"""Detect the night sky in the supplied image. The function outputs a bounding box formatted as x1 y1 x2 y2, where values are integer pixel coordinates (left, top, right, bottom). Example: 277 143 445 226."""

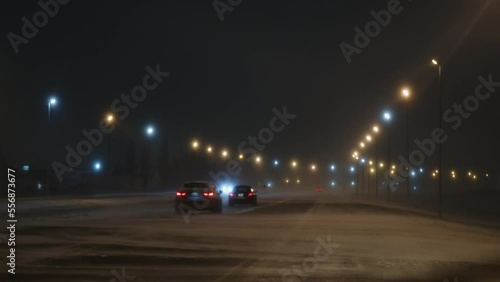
1 0 499 178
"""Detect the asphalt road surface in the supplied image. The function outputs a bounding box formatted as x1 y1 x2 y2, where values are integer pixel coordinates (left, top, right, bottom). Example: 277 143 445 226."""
5 190 500 281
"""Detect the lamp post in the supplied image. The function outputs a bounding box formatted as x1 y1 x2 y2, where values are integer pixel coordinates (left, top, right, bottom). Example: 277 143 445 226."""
402 88 411 197
47 97 57 195
383 111 392 201
143 125 155 190
356 163 360 194
432 59 443 217
105 114 115 179
360 158 366 195
373 125 380 199
352 153 359 195
365 135 372 196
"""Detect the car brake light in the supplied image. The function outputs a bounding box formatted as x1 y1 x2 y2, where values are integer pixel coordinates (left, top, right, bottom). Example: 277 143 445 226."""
203 192 214 197
248 192 253 197
229 193 234 197
176 192 186 197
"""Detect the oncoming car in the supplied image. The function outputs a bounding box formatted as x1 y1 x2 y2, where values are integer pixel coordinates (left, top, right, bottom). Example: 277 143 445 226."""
175 181 223 214
228 185 257 206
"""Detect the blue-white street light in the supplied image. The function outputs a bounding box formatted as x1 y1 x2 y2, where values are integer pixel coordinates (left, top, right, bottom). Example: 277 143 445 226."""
94 161 102 172
48 96 58 125
145 125 155 137
383 111 392 122
274 160 279 166
330 165 335 171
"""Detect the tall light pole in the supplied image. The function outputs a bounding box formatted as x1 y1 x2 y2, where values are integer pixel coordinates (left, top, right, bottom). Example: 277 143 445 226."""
365 135 372 196
351 153 358 195
47 97 57 195
360 158 366 195
105 114 115 179
355 163 360 194
402 88 411 197
383 111 392 201
373 125 380 199
143 125 155 190
432 59 443 217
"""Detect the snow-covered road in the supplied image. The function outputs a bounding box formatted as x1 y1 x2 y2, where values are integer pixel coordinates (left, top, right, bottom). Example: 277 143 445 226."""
6 191 500 281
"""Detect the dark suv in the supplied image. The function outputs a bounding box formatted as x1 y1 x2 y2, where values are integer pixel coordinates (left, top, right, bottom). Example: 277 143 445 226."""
228 185 257 206
175 181 223 214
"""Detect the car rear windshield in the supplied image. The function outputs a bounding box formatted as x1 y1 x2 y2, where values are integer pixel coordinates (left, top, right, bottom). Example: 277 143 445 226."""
183 182 209 188
234 186 252 192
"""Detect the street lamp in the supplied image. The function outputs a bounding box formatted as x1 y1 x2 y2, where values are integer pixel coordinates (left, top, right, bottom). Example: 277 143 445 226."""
192 140 199 149
143 125 156 190
105 113 115 178
94 161 102 172
383 110 392 201
311 164 316 171
145 125 155 137
207 146 213 153
291 161 297 168
373 129 380 199
222 150 228 158
360 158 366 195
46 96 58 194
432 58 443 217
402 88 410 98
401 88 411 197
383 111 392 121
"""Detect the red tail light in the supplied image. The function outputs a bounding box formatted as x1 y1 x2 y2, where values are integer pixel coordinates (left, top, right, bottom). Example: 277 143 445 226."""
176 192 186 197
248 192 253 197
203 192 214 197
229 193 234 197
